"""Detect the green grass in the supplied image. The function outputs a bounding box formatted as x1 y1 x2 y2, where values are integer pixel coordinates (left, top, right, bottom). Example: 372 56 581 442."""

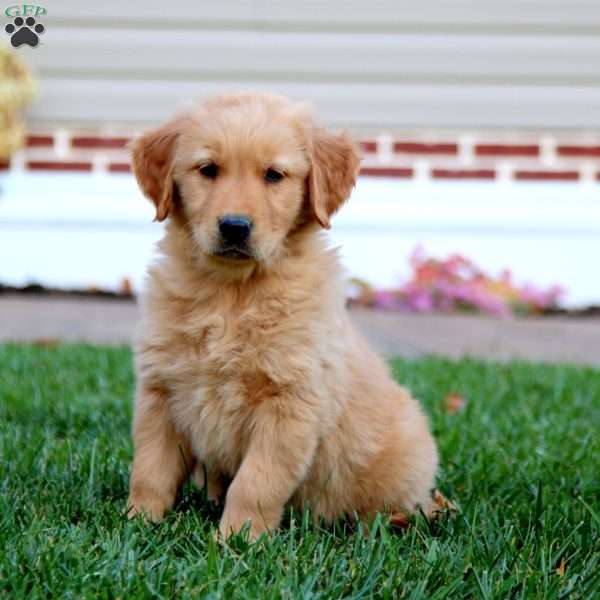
0 344 599 599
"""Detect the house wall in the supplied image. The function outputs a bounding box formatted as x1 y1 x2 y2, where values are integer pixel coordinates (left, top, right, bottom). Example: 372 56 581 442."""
17 0 600 131
3 1 599 306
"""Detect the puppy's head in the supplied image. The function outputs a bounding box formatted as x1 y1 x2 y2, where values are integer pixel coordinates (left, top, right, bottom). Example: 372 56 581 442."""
132 92 359 272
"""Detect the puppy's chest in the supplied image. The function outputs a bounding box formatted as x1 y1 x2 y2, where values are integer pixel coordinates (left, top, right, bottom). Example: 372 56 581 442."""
164 301 292 473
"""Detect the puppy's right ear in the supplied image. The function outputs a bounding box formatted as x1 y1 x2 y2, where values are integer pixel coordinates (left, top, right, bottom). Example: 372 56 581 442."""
131 121 180 222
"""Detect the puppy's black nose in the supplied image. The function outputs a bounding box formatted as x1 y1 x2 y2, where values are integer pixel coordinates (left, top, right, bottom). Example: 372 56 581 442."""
218 215 253 245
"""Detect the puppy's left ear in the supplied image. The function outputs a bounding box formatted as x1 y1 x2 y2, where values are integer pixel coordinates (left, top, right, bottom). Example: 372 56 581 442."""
308 128 361 229
131 120 181 222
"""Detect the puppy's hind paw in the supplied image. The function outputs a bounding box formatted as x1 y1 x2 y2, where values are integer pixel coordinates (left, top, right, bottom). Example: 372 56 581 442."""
389 511 411 530
389 490 458 530
192 464 225 505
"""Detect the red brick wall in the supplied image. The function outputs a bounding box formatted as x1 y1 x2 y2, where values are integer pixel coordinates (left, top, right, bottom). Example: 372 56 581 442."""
4 129 600 183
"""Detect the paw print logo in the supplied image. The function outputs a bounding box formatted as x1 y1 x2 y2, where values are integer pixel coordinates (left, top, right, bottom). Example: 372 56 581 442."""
5 16 45 48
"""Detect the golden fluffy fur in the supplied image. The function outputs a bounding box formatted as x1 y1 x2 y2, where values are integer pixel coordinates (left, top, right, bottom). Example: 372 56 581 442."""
127 91 438 539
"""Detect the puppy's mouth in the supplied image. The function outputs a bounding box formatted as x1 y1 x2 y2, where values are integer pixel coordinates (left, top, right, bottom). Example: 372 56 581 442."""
212 246 255 261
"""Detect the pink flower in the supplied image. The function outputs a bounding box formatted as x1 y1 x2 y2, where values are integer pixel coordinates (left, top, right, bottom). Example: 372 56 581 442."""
374 290 400 310
369 247 567 316
404 287 433 312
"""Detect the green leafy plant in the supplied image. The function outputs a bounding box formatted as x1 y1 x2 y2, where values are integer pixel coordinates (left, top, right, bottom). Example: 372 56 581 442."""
0 43 35 160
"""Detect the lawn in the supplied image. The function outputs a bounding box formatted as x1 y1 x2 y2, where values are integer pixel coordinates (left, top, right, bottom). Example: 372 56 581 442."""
0 344 598 599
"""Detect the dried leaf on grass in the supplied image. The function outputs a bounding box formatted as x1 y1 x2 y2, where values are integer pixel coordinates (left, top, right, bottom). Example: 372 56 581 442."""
31 338 60 347
445 393 467 414
556 558 566 577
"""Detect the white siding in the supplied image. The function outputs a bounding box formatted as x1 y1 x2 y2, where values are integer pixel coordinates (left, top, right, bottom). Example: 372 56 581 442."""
18 0 600 130
2 172 599 305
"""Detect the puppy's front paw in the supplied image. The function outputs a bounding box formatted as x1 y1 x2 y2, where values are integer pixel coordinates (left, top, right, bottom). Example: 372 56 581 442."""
217 508 266 541
126 492 169 522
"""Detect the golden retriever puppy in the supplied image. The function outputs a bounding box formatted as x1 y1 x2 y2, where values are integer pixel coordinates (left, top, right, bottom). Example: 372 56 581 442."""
127 91 438 539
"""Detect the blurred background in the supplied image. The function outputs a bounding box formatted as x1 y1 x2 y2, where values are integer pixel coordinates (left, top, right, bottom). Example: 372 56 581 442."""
1 0 600 362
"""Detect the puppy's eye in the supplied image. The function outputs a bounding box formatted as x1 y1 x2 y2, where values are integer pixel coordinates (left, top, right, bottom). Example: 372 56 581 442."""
198 163 219 179
264 168 284 184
